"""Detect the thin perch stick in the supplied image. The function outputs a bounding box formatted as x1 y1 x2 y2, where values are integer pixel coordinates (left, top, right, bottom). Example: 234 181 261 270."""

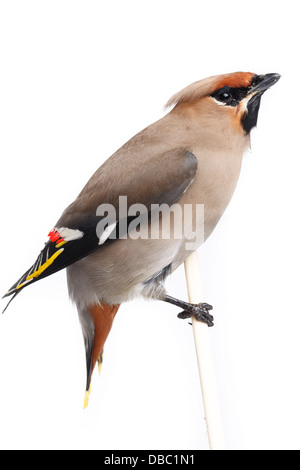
184 251 226 450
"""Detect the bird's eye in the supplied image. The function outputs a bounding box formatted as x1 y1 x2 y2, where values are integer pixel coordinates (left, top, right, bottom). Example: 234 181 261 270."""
211 85 249 107
211 87 234 105
221 93 230 100
217 91 233 103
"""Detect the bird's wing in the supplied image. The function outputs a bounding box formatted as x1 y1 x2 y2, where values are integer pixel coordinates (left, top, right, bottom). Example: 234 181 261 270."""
3 149 198 302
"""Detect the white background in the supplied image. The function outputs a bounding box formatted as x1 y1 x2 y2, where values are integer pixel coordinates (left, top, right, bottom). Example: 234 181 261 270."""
0 0 299 450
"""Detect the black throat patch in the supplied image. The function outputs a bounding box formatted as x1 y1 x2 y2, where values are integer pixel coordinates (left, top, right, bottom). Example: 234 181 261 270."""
241 93 262 134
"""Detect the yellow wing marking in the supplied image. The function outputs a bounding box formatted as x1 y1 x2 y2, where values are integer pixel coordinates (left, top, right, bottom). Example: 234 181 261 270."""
55 241 67 248
16 248 65 290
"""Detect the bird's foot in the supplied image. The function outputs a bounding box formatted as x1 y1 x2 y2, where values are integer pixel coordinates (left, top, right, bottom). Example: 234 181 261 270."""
177 303 214 327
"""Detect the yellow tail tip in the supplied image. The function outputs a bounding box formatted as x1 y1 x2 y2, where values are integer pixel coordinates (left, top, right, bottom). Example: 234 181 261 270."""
84 391 90 409
83 386 91 409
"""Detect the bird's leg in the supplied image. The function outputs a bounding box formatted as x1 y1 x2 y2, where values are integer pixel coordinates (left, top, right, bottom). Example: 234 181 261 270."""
163 294 214 327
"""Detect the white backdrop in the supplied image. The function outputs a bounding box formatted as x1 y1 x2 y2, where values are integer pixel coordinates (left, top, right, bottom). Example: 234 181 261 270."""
0 0 299 450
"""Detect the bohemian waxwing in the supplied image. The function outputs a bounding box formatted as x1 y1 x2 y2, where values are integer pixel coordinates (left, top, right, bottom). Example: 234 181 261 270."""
3 72 280 407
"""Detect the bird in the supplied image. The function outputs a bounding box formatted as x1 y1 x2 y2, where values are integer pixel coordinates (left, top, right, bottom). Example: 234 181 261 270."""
2 71 280 407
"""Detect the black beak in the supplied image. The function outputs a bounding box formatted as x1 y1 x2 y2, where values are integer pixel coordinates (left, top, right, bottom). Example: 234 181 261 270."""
250 73 281 95
242 73 281 135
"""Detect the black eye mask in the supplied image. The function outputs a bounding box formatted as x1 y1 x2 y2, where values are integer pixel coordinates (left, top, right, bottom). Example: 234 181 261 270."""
211 86 249 107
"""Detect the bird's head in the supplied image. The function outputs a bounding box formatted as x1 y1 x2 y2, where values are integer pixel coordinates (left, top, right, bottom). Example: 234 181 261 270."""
167 72 281 135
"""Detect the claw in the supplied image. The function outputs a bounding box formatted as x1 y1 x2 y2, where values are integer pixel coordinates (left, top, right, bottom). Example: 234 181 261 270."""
177 302 214 327
199 303 213 311
177 310 192 320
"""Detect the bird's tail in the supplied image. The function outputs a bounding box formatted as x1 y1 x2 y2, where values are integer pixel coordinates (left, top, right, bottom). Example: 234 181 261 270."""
81 303 120 408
